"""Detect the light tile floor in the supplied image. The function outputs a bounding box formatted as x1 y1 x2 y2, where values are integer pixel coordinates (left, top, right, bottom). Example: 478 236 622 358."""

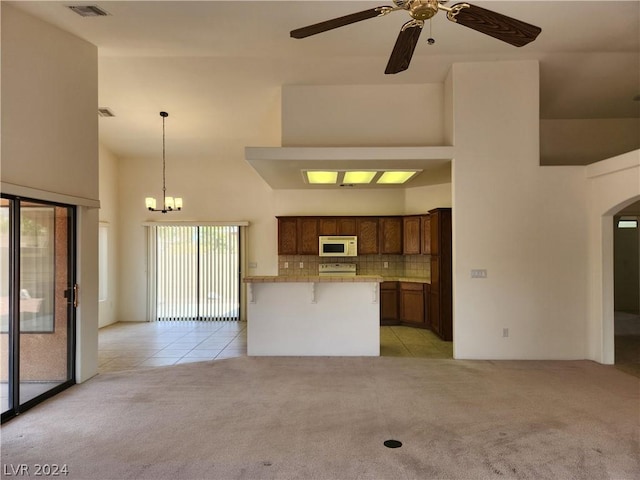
98 322 452 373
381 325 453 358
98 320 247 373
97 319 640 378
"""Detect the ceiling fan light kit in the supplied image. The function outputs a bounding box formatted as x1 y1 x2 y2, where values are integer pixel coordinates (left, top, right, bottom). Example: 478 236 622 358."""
145 111 183 213
291 0 541 74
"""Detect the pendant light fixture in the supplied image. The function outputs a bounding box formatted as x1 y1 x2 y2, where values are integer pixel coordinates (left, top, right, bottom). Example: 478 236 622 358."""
145 111 183 213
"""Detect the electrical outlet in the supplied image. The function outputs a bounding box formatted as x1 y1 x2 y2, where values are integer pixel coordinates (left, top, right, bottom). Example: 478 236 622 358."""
284 262 289 269
299 262 304 269
249 262 257 269
383 261 389 269
503 328 509 338
471 269 487 279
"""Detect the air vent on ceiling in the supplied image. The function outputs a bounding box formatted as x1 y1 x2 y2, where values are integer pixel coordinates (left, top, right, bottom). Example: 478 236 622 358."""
98 107 115 118
67 5 110 17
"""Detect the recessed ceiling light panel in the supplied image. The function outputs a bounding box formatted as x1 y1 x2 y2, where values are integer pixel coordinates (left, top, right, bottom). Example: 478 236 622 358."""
304 171 338 184
342 171 377 184
376 170 421 184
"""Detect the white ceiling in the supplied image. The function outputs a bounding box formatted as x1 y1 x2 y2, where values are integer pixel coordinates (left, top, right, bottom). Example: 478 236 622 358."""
7 0 640 180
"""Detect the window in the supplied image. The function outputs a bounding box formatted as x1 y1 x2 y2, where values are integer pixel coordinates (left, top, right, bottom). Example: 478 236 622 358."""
155 225 240 321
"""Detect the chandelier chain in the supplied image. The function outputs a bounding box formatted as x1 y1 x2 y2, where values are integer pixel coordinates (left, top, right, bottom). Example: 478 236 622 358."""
162 113 167 206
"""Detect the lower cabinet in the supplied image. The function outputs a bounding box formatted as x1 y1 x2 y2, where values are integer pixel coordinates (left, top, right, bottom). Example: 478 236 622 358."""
380 282 399 325
399 282 425 326
380 281 430 329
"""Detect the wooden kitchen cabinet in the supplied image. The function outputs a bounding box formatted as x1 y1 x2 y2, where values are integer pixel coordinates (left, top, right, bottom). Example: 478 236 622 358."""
357 218 379 255
337 217 357 236
402 216 421 254
277 217 298 255
421 215 431 254
403 214 431 255
318 217 358 236
379 217 402 254
429 208 452 341
381 280 431 328
318 218 337 236
297 217 319 255
399 282 425 326
380 281 399 325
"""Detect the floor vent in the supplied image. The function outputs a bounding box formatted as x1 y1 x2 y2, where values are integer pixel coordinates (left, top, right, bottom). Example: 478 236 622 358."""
67 5 110 17
98 107 115 118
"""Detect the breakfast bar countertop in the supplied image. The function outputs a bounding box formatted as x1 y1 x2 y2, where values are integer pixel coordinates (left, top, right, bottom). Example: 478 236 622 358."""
381 276 430 284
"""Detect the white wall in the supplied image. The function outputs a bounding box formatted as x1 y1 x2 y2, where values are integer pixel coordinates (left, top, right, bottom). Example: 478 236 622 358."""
585 150 640 363
1 5 98 201
451 61 589 360
98 144 119 327
282 84 445 146
405 183 452 214
1 4 99 382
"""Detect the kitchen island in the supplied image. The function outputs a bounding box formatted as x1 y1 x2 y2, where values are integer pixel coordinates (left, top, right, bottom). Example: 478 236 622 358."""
243 275 383 356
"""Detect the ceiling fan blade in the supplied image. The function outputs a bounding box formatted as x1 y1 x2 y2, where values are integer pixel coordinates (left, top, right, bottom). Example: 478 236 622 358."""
448 3 541 47
291 7 388 39
385 22 423 74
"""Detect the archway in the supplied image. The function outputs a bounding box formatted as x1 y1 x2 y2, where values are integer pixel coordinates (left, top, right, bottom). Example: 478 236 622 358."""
601 193 640 366
612 199 640 375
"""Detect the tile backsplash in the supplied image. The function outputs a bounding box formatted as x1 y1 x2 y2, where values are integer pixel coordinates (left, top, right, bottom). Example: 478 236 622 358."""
278 254 429 279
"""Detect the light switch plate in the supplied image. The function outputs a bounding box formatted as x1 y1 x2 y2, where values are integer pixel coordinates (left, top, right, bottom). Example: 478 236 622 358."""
471 269 487 278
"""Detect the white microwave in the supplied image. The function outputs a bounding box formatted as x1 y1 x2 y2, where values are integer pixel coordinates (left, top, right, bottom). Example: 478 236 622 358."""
319 236 358 257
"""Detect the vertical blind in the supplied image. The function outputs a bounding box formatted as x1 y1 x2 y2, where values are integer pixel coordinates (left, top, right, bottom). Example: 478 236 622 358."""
156 225 239 321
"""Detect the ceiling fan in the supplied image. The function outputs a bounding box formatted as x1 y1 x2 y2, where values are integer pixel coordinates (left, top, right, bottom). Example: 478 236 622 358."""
290 0 541 74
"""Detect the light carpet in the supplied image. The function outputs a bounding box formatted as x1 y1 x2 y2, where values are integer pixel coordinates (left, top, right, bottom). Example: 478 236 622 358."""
1 356 639 480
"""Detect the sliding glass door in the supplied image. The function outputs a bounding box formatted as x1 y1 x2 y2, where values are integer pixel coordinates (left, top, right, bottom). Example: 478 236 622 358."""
1 197 76 422
156 225 239 321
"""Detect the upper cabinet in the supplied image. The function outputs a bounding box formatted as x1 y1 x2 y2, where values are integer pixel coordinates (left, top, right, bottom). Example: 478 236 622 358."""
421 215 431 255
298 218 319 255
319 217 357 236
277 214 432 256
277 217 298 255
357 218 379 255
379 217 402 255
403 214 431 255
403 216 421 255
